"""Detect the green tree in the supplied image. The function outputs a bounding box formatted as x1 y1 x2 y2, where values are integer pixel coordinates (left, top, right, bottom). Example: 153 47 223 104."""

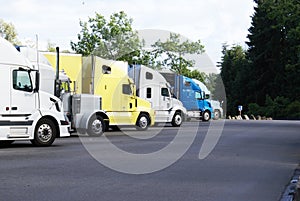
277 0 300 102
205 73 218 95
244 0 300 119
213 72 227 113
47 40 56 52
134 49 161 69
247 0 285 105
219 44 250 116
185 70 206 82
286 101 300 119
0 19 19 45
247 0 300 105
148 33 205 74
71 11 143 61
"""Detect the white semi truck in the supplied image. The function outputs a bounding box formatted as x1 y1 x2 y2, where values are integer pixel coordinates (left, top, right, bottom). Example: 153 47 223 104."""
128 65 187 126
0 37 70 146
17 46 109 136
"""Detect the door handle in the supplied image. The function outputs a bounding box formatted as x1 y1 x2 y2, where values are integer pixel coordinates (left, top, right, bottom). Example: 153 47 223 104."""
11 107 18 110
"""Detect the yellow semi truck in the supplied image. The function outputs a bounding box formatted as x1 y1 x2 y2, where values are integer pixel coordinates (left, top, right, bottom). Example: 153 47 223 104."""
43 52 155 130
82 56 155 130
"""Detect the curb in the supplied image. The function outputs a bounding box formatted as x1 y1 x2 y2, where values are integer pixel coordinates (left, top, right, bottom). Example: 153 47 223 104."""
227 115 273 120
280 166 300 201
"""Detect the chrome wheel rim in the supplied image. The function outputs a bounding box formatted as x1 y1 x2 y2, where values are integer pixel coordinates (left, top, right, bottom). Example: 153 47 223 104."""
91 119 103 135
37 124 53 143
139 116 148 129
203 112 210 121
174 114 182 125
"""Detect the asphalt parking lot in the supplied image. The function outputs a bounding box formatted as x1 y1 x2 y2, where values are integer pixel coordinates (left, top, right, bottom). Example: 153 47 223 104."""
1 120 300 201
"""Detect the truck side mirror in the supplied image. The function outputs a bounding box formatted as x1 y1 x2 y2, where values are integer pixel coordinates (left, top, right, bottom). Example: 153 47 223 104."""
34 71 40 93
130 83 137 98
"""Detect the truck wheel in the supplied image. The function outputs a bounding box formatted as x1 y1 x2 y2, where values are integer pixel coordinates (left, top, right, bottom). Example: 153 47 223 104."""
31 118 56 146
136 114 150 131
202 111 211 122
87 116 105 137
171 112 183 127
214 110 220 120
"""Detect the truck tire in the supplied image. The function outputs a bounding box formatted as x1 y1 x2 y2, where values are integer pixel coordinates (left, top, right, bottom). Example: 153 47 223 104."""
87 116 105 137
202 111 211 122
136 114 150 131
171 111 183 127
31 118 56 146
213 110 221 120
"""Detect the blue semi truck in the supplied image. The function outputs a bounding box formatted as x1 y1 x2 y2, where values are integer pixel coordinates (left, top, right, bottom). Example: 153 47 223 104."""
160 71 214 121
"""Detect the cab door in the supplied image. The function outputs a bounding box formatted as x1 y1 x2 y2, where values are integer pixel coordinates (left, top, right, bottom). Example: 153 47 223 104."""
116 81 136 124
10 69 36 115
0 68 10 115
121 83 136 112
196 91 206 113
159 87 172 121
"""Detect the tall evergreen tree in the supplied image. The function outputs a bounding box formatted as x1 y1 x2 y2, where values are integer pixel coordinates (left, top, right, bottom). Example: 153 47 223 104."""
247 0 300 105
278 0 300 101
247 0 283 105
219 44 249 116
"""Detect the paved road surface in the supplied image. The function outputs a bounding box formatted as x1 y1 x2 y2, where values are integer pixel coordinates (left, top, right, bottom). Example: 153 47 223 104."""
1 120 300 201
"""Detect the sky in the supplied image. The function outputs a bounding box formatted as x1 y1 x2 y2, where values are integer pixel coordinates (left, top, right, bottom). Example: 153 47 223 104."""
0 0 256 73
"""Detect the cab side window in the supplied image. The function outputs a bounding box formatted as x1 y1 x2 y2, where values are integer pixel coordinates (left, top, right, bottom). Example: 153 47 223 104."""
12 70 33 92
145 72 153 80
102 65 111 74
184 81 191 86
146 87 151 98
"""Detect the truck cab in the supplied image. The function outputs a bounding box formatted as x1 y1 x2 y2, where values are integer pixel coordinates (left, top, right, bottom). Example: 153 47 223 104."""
181 76 213 121
0 37 69 146
160 71 214 121
192 78 223 120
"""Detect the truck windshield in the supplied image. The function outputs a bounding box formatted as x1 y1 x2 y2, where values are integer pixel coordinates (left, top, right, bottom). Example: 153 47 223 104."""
12 70 33 92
